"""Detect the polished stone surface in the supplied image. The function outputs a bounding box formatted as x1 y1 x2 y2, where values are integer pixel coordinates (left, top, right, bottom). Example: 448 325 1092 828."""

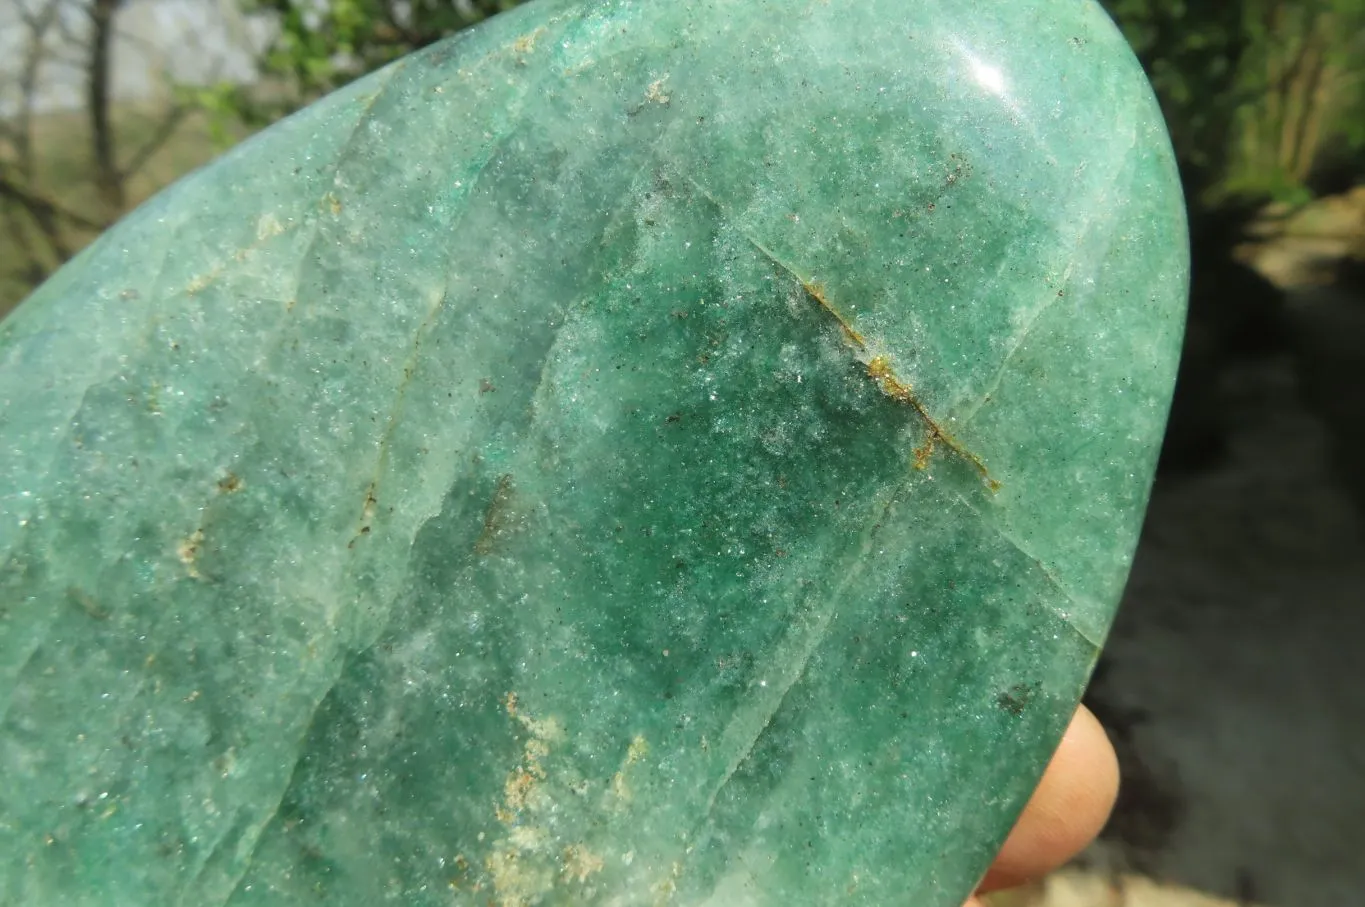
0 1 1187 904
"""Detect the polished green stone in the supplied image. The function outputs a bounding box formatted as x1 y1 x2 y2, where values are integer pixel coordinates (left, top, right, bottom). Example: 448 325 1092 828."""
0 1 1187 904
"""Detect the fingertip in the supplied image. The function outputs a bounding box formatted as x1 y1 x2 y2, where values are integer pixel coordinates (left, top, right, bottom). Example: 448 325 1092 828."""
977 705 1119 892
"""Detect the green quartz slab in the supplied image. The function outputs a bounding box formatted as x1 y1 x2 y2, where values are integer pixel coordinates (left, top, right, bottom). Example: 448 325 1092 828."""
0 1 1187 904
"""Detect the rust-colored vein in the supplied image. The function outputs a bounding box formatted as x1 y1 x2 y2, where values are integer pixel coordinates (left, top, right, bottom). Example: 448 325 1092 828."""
728 229 997 489
475 474 516 555
799 281 1000 492
801 280 866 349
866 355 999 489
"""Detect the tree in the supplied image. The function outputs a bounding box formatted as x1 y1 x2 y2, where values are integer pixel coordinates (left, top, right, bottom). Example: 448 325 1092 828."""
0 0 516 315
2 0 90 278
0 0 231 310
1102 0 1365 203
1234 0 1365 194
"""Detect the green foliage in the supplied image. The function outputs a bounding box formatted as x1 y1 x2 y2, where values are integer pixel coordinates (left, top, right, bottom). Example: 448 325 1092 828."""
1103 0 1245 178
254 0 526 98
172 82 259 148
1101 0 1365 204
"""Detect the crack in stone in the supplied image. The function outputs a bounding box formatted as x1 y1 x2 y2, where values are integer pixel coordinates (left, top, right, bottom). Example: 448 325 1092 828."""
300 16 593 644
20 187 190 540
938 483 1104 650
347 286 450 549
0 629 46 728
170 60 413 315
737 227 1000 491
285 59 410 322
473 472 516 556
347 19 613 517
519 154 661 435
674 173 996 489
687 481 906 851
698 593 836 822
953 126 1140 434
213 656 351 907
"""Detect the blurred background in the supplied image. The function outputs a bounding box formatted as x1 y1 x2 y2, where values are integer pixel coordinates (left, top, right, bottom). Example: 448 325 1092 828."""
1 0 1361 904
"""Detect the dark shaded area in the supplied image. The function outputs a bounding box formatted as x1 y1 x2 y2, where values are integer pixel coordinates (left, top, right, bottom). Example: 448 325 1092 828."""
1157 201 1292 475
1086 141 1365 900
1085 660 1184 870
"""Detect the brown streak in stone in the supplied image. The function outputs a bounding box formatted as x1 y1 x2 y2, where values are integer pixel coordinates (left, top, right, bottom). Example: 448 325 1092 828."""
801 279 866 349
802 286 1000 491
67 586 110 620
181 218 303 298
348 287 451 550
866 355 998 488
733 224 997 488
348 482 380 549
177 527 206 578
475 474 515 556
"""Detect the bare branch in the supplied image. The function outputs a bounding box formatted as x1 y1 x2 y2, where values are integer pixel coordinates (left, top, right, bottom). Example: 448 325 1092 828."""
52 0 84 47
119 103 189 181
0 170 105 232
86 0 123 214
9 0 65 179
